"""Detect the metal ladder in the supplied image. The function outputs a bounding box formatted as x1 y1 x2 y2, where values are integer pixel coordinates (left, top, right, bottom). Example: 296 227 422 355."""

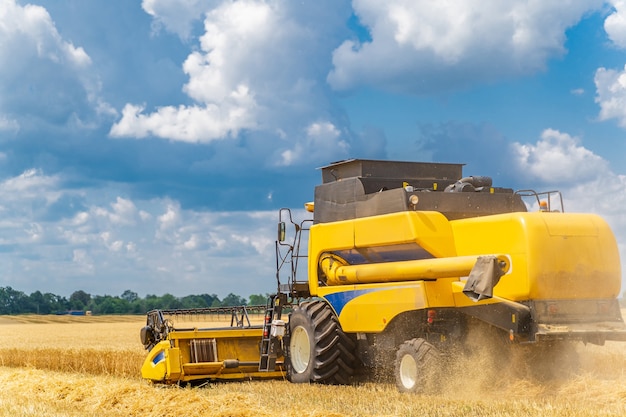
258 294 285 371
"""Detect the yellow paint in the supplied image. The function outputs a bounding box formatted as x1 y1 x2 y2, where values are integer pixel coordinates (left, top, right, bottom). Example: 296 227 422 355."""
307 208 620 335
320 253 509 286
317 282 429 333
450 212 621 300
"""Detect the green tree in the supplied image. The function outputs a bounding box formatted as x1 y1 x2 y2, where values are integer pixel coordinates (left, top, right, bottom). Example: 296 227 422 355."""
180 295 209 308
160 293 182 309
221 293 247 307
69 290 91 310
121 290 139 303
0 287 29 314
29 291 50 314
248 294 269 306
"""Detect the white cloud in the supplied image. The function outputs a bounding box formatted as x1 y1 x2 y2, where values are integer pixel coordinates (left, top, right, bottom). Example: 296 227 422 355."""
94 197 138 225
112 1 274 142
112 0 356 164
328 0 604 93
109 95 257 142
605 0 626 48
0 0 108 127
0 169 61 204
158 202 181 231
0 115 19 132
0 0 90 69
595 65 626 127
0 169 288 297
512 128 610 184
141 0 211 39
279 121 349 166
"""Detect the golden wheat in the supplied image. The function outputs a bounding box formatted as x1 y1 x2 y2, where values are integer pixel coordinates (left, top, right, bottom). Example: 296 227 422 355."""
0 315 625 416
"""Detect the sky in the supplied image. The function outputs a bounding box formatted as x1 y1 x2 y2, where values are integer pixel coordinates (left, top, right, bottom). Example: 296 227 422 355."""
2 0 626 299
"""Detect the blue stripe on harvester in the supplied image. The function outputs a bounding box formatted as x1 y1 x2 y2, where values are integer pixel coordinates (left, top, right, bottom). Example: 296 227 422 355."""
324 288 377 317
153 351 165 365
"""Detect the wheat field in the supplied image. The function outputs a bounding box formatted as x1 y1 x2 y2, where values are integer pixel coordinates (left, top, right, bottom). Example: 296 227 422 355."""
0 314 625 417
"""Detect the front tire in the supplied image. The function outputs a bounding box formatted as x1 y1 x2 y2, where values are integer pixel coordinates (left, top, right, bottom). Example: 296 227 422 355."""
287 300 356 384
394 338 440 393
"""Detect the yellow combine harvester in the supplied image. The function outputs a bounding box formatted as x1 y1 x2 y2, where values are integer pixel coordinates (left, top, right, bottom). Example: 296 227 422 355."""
140 159 626 392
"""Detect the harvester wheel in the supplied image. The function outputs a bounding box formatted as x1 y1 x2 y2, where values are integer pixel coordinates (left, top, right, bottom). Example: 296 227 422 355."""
394 338 440 393
287 300 356 384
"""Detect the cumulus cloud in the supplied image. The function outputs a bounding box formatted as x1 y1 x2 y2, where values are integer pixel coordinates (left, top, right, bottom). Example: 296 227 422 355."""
595 2 626 128
279 121 349 166
0 169 60 203
93 197 138 226
141 0 211 39
605 0 626 48
0 0 107 127
0 0 90 68
111 1 279 142
0 168 287 297
328 0 603 93
594 65 626 127
111 0 357 167
109 90 257 142
512 128 610 184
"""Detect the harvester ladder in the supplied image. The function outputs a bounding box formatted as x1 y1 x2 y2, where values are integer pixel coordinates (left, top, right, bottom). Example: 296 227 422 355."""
259 294 285 372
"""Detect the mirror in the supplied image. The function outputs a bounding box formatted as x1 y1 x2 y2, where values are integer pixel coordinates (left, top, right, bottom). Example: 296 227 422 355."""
278 222 286 242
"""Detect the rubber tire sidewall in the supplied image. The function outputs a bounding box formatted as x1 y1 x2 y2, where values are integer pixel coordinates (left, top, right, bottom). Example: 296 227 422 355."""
394 338 440 394
288 306 316 383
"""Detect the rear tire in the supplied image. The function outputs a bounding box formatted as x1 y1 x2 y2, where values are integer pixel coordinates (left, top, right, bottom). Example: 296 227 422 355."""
287 300 356 384
394 338 440 393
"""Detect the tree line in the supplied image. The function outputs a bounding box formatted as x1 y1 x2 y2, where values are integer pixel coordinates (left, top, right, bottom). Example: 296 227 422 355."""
1 286 625 315
0 286 269 315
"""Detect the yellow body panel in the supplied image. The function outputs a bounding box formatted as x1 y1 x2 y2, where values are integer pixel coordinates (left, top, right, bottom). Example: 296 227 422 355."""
317 278 462 333
353 211 456 257
308 208 621 334
141 341 170 381
309 211 456 295
450 212 621 300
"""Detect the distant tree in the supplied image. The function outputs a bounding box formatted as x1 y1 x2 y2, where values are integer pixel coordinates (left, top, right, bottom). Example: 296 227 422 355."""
69 290 91 310
160 293 182 309
29 291 50 314
41 293 69 313
0 286 267 315
144 294 163 311
0 287 29 314
248 294 269 306
121 290 139 303
180 295 209 308
221 293 247 307
198 293 220 307
89 295 120 314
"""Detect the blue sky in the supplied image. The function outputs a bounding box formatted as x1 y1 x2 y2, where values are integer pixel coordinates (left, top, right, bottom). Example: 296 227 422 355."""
2 0 626 299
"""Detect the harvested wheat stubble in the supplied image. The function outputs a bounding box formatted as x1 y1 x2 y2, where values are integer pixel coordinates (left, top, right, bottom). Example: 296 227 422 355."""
1 315 626 416
1 367 626 417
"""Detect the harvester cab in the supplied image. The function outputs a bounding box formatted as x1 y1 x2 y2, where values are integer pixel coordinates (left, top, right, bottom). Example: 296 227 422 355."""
275 207 312 299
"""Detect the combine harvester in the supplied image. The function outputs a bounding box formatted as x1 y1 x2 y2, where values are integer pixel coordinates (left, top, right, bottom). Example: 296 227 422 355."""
140 159 626 392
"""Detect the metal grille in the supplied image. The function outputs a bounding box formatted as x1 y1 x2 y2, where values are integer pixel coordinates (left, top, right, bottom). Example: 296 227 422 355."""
190 339 218 363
